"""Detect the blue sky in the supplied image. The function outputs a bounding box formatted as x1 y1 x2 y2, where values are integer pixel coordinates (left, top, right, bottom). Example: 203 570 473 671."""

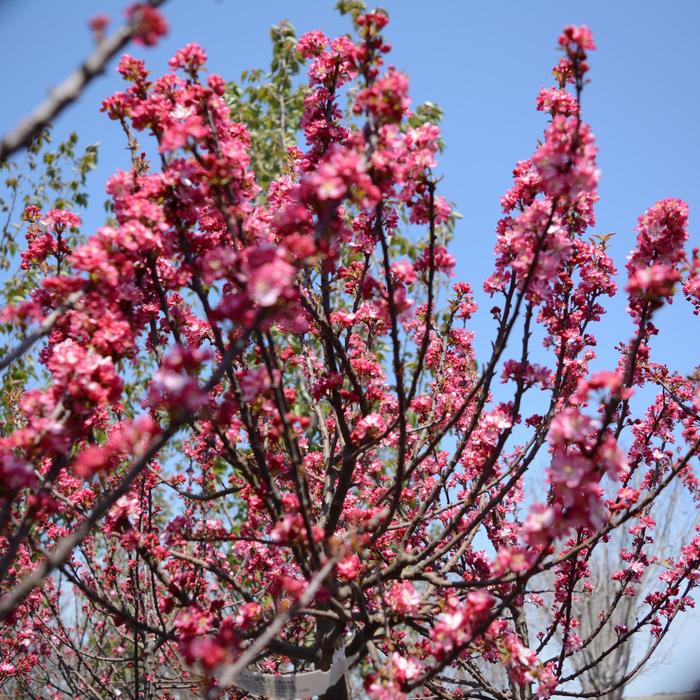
1 0 699 694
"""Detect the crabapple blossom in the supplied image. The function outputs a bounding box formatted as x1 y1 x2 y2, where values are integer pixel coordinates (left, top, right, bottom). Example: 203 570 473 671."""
0 11 697 700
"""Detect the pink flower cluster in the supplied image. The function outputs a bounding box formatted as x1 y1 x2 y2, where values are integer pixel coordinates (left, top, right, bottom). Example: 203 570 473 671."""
626 198 689 317
430 591 494 657
523 375 630 544
126 3 168 46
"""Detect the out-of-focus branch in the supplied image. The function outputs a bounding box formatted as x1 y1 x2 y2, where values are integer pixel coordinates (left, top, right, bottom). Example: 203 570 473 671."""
0 0 167 165
0 289 84 372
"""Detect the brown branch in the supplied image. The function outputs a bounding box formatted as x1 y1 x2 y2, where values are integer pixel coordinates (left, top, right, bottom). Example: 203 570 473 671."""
0 0 168 164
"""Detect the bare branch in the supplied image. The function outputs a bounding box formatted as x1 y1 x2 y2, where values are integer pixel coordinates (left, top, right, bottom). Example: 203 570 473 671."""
0 0 168 164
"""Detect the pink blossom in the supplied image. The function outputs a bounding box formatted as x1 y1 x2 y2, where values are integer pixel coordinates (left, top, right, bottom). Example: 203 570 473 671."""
558 25 596 51
0 454 36 493
351 413 387 441
88 13 110 35
354 67 411 124
536 87 579 116
43 209 81 230
533 116 599 201
169 43 207 73
118 54 148 83
248 255 296 308
550 451 592 489
386 581 421 615
126 3 168 46
522 504 556 546
337 554 362 580
390 652 421 682
296 30 328 58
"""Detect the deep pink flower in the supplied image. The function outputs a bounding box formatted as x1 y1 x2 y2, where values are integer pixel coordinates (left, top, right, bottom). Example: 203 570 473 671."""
558 25 596 51
126 3 168 46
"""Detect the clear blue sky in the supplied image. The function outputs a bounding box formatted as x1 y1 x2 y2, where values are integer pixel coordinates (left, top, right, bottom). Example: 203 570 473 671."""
1 0 698 694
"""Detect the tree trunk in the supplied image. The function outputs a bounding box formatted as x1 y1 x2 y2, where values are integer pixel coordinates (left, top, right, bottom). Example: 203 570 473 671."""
316 606 351 700
320 673 350 700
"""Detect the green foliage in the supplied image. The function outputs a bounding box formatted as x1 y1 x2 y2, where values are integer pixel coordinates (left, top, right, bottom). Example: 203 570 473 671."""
225 20 307 194
336 0 368 23
0 128 97 273
0 128 98 434
409 101 446 151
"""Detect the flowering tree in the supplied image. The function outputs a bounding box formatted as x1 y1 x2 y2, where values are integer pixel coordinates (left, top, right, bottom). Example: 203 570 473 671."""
0 4 699 699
